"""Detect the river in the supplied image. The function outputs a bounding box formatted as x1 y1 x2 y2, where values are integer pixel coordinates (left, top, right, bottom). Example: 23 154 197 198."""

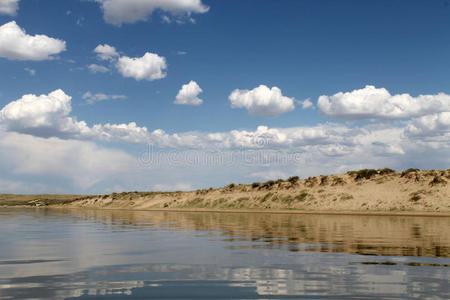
0 208 448 299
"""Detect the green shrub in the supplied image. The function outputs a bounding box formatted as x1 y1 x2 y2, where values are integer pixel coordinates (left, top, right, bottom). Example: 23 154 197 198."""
355 169 378 180
287 176 299 184
295 191 309 202
319 175 328 185
429 176 447 186
401 168 420 177
251 182 261 188
379 168 396 175
226 183 236 189
261 180 276 189
409 193 421 202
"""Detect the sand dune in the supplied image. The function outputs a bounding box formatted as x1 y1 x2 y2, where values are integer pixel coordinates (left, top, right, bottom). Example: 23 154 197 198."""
53 168 450 214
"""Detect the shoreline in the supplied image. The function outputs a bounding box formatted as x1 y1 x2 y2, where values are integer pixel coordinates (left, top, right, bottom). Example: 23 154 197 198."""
3 205 450 217
2 169 449 215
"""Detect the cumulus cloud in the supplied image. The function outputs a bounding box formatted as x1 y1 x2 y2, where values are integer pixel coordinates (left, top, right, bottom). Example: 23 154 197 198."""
229 85 295 117
116 52 167 81
1 91 449 193
0 0 18 16
205 125 348 149
0 89 148 143
174 80 203 105
318 85 450 120
0 89 80 135
83 91 127 104
94 0 209 26
90 44 167 81
94 44 119 61
1 85 449 190
0 21 66 61
1 89 448 158
91 122 150 144
2 118 449 193
405 112 450 137
301 99 314 109
88 64 110 73
142 122 448 180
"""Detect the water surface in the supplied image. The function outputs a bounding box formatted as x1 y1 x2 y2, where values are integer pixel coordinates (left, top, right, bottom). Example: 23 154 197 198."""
0 208 449 299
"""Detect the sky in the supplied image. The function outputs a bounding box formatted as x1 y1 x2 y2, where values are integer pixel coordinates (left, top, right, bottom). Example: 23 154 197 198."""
0 0 449 194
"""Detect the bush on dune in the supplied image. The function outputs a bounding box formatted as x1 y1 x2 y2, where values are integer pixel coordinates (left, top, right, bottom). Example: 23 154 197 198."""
378 168 396 175
354 169 378 180
401 168 420 177
287 176 299 184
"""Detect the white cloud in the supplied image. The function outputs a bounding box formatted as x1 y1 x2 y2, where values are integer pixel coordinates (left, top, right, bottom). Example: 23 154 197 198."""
91 122 149 144
90 45 167 81
0 89 147 143
116 52 167 81
301 99 314 109
94 0 209 26
24 67 36 76
88 64 110 73
229 85 295 117
0 86 448 193
0 21 66 61
318 85 450 120
205 125 347 149
174 80 203 105
94 44 119 61
2 118 448 193
405 112 450 137
0 130 135 189
83 92 127 105
161 15 172 23
0 89 79 133
0 0 18 16
1 89 448 158
1 94 449 193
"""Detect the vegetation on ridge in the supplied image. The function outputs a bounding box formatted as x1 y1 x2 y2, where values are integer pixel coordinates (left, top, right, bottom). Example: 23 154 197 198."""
1 168 449 213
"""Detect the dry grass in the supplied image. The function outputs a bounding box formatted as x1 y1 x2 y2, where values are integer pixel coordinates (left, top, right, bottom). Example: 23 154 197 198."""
0 194 94 206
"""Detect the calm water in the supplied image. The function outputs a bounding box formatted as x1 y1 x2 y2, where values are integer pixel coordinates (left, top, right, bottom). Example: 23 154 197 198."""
0 208 449 299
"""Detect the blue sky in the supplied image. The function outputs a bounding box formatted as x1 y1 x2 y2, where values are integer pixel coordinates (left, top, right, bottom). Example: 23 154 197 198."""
0 0 449 193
